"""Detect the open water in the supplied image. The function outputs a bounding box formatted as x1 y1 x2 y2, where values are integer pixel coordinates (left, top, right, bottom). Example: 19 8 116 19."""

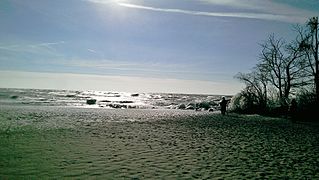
0 88 230 110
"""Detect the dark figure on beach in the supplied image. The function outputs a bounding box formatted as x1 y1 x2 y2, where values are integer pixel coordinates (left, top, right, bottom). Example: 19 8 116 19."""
219 96 228 115
289 99 297 122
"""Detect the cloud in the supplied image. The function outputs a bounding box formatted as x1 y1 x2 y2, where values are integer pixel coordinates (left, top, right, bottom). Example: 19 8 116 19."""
117 2 303 23
0 41 65 62
0 70 242 94
199 0 319 22
31 41 65 47
84 0 112 5
85 0 315 23
0 41 65 53
49 57 234 83
199 0 282 12
87 48 97 53
59 58 210 75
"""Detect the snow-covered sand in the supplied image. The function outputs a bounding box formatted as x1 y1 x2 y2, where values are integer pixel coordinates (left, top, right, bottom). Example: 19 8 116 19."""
0 105 318 179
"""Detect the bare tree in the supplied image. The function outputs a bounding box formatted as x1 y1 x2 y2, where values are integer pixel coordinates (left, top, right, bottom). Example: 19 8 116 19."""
259 35 286 104
284 39 311 96
259 34 309 106
235 67 268 111
235 17 318 116
298 17 319 102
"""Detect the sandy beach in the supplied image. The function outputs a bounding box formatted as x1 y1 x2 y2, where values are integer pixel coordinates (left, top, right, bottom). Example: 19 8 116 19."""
0 105 319 179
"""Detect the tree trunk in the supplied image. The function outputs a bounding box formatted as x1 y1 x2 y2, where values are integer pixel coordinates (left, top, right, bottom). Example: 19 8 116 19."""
314 17 319 102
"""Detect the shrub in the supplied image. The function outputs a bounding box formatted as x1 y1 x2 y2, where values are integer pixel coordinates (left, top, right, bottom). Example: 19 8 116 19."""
295 90 318 121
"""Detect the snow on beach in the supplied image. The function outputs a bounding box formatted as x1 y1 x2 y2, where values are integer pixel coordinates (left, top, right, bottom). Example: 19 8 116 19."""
0 105 319 179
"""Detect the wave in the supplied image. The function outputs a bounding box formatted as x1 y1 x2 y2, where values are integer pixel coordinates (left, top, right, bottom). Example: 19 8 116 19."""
0 88 231 111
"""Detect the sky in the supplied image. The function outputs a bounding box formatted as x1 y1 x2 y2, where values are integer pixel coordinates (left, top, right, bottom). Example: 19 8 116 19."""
0 0 319 95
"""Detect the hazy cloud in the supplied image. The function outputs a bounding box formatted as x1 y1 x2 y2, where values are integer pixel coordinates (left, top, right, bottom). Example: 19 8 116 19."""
199 0 319 22
86 0 313 23
59 58 202 74
0 41 65 53
31 41 65 47
87 48 97 53
118 2 303 23
0 70 241 94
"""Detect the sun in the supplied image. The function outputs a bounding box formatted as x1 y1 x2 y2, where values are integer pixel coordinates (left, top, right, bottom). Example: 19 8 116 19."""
91 0 133 21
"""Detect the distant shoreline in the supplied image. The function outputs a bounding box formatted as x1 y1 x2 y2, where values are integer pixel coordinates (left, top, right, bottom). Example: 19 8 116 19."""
0 88 232 111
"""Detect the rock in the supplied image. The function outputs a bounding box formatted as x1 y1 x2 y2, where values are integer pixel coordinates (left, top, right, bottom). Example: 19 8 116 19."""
208 108 214 112
86 99 97 105
197 101 211 110
166 105 178 109
109 104 127 109
10 95 19 99
186 105 195 110
131 93 139 97
178 103 186 109
99 100 111 103
119 101 134 104
66 94 76 97
127 105 137 109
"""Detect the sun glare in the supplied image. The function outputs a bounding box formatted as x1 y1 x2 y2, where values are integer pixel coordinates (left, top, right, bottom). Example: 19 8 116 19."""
112 0 128 4
90 0 134 20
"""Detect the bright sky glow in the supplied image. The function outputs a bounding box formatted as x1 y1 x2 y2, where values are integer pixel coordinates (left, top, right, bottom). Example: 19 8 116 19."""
0 0 319 94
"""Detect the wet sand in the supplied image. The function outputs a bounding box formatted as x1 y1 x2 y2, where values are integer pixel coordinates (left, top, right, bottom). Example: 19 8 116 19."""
0 105 319 179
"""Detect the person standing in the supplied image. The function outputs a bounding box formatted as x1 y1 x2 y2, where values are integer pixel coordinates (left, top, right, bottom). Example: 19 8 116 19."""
219 96 228 115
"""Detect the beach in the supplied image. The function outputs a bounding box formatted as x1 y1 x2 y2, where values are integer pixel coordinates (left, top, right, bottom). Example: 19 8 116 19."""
1 105 319 179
